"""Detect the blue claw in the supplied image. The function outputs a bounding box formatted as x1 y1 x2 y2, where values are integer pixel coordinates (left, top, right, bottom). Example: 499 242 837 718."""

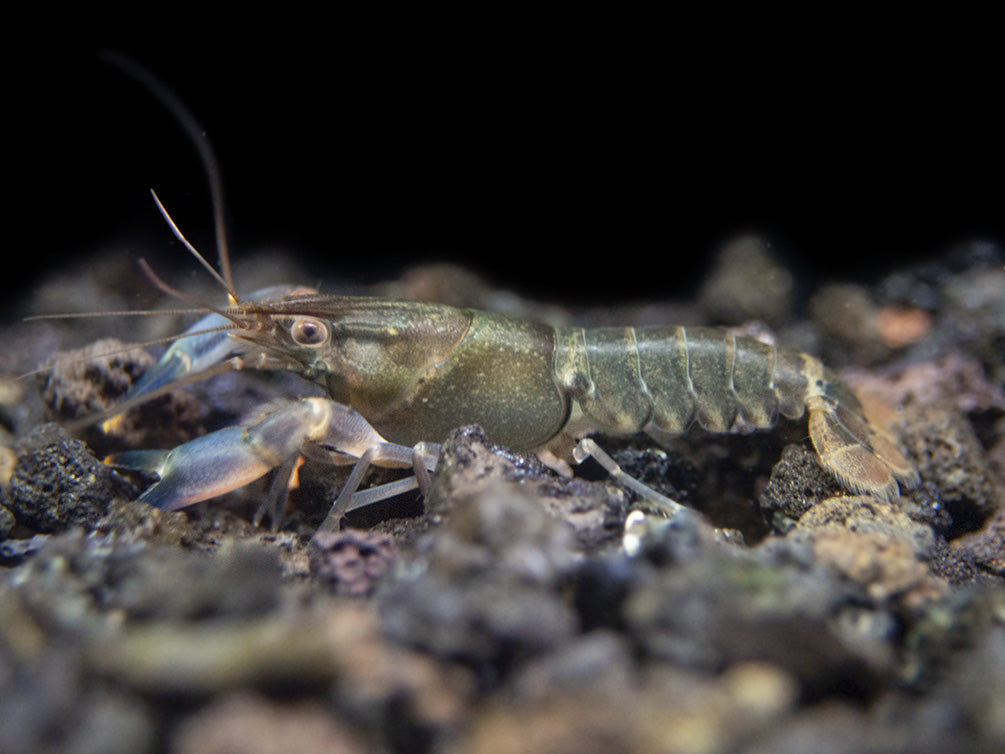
106 398 440 527
108 427 277 511
125 285 299 401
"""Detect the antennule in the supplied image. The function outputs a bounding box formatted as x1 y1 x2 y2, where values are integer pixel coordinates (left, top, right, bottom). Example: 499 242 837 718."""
150 190 238 301
137 259 241 326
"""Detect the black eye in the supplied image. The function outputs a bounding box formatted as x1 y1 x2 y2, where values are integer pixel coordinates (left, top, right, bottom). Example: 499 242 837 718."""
290 317 328 346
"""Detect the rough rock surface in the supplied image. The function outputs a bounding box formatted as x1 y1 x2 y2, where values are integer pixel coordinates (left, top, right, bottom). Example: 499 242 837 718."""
2 241 1003 753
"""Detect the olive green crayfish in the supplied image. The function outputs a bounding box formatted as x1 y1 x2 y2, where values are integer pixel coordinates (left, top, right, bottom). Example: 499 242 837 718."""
42 55 921 536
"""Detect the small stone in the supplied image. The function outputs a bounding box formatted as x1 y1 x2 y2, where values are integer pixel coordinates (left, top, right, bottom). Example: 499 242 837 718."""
6 423 135 533
309 529 397 597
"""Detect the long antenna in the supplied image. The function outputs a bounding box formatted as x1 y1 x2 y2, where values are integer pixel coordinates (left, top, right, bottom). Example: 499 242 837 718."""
150 189 236 300
99 50 238 301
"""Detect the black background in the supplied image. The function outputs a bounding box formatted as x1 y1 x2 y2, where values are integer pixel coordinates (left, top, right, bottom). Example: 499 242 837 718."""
11 11 1003 314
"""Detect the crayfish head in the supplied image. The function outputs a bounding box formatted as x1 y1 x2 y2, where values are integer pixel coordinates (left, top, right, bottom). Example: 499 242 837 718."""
320 300 471 421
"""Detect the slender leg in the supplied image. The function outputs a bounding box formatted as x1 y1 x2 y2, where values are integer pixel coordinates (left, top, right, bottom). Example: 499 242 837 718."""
253 454 301 530
574 438 687 517
315 446 378 535
314 440 441 536
411 441 439 495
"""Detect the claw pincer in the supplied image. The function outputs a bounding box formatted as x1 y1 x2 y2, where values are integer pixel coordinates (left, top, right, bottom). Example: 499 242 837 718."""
122 286 301 402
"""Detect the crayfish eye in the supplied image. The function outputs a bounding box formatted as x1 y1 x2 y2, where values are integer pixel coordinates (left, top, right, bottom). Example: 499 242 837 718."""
290 317 329 347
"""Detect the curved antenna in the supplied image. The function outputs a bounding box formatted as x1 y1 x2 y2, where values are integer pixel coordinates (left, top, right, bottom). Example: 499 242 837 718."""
99 50 239 303
150 190 238 301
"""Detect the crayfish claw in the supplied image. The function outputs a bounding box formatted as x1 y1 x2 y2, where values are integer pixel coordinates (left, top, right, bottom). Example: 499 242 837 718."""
108 427 277 511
